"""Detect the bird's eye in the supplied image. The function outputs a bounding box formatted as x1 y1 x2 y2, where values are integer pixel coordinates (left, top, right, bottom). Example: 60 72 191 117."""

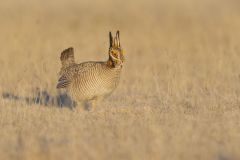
111 52 117 57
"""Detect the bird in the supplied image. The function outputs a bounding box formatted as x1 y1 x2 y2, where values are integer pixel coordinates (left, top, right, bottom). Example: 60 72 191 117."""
56 31 124 110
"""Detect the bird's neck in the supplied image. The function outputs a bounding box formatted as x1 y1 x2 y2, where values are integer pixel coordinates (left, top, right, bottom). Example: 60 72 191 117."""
106 56 115 68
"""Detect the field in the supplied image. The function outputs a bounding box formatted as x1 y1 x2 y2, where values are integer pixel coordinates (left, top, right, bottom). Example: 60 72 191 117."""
0 0 240 159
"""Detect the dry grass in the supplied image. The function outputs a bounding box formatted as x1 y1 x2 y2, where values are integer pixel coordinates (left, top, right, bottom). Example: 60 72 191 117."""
0 0 240 159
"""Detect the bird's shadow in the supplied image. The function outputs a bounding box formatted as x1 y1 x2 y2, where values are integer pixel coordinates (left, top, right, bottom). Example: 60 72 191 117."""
2 89 76 109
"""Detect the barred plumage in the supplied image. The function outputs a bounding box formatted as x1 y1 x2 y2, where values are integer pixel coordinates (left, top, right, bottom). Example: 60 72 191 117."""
57 31 124 107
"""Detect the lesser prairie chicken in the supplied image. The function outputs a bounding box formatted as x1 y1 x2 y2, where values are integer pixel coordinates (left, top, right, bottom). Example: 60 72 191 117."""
56 31 124 109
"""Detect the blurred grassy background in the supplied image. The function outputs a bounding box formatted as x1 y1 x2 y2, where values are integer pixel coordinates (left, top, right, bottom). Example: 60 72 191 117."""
0 0 240 160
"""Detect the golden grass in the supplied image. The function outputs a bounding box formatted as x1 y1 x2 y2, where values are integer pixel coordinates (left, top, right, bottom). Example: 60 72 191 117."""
0 0 240 159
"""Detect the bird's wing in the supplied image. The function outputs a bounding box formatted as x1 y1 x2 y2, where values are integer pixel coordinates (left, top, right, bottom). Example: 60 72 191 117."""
56 62 99 89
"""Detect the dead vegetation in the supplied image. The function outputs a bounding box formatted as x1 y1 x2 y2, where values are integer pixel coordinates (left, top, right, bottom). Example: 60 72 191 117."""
0 0 240 159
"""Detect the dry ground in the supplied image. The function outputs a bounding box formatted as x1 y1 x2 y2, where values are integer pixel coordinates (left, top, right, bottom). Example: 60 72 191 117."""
0 0 240 160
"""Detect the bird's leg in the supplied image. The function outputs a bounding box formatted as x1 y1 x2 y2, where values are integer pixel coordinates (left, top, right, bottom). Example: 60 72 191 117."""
83 100 96 111
89 99 97 111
